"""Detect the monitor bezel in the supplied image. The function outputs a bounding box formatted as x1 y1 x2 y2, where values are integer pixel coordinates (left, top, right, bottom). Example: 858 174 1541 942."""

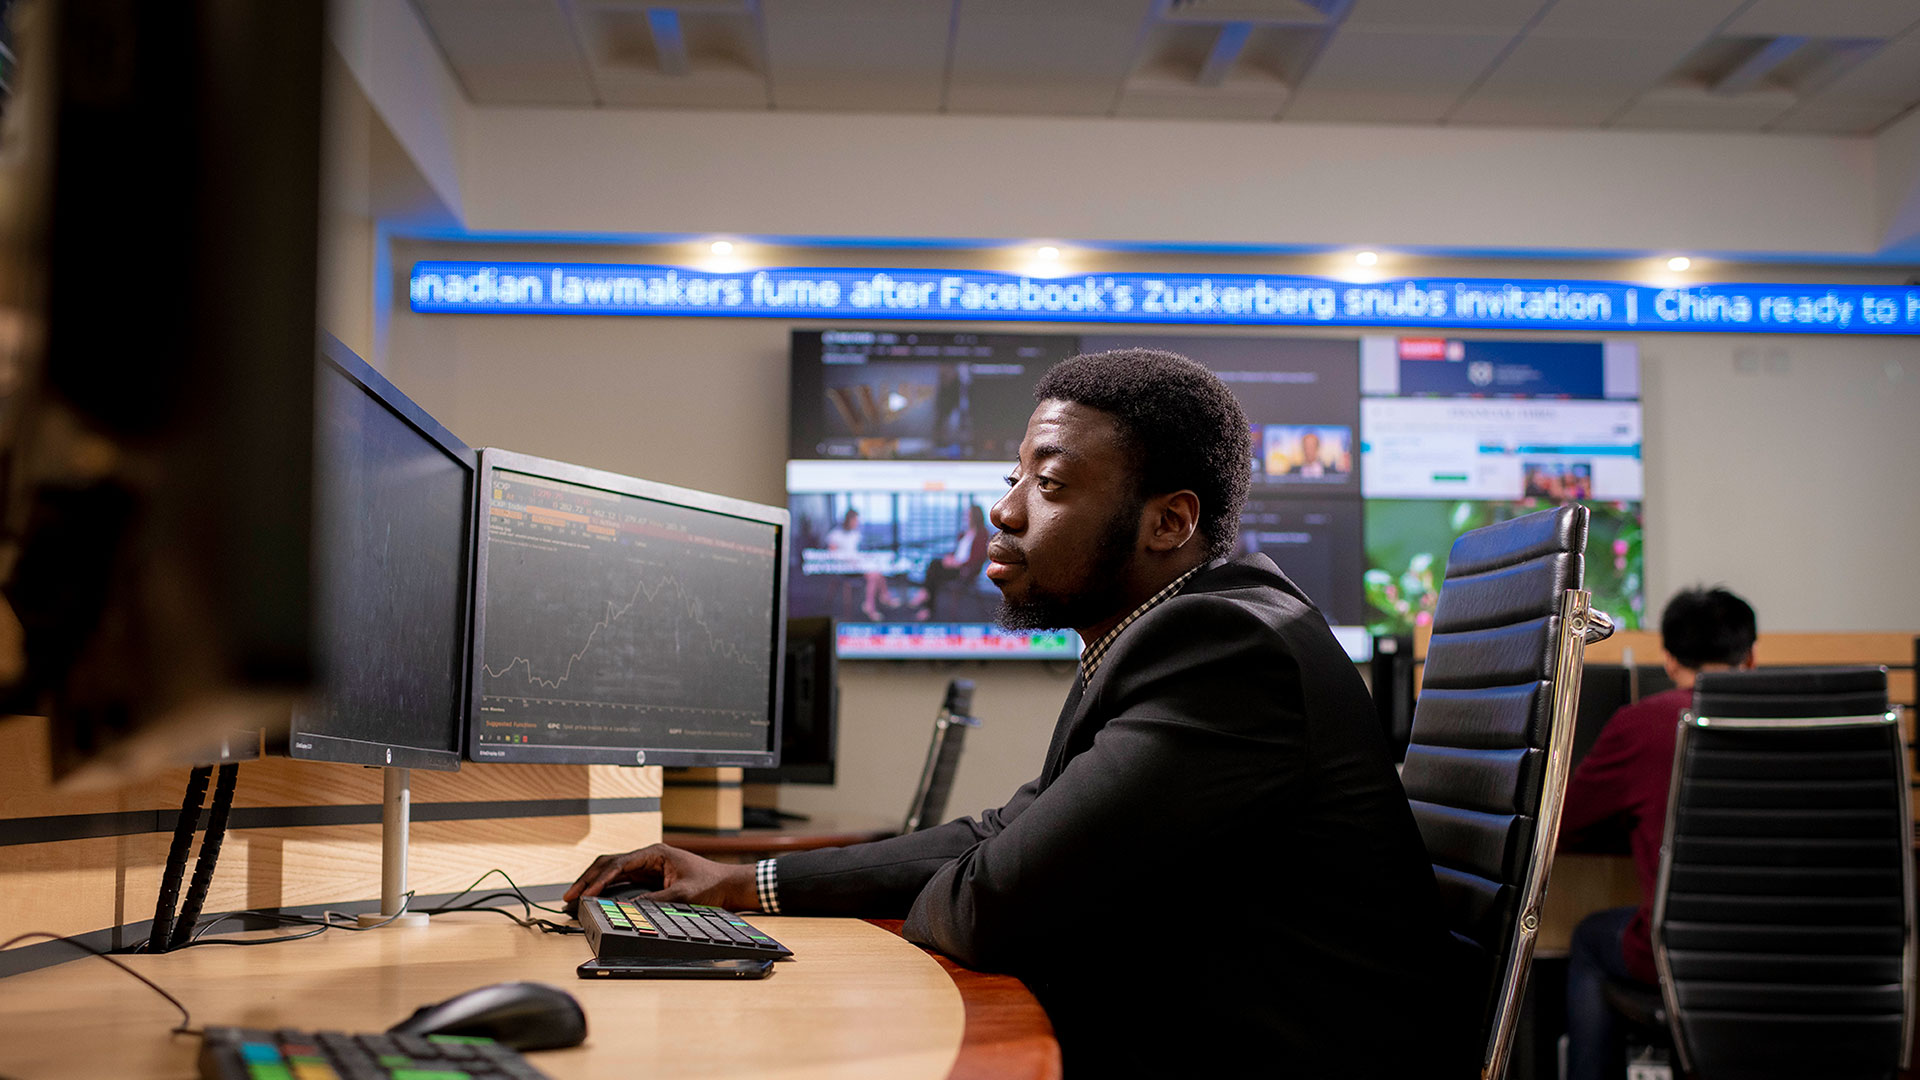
467 447 788 767
281 335 475 772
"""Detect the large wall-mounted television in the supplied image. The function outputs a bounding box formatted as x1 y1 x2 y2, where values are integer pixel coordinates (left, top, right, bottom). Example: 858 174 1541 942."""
1358 336 1645 636
787 329 1376 662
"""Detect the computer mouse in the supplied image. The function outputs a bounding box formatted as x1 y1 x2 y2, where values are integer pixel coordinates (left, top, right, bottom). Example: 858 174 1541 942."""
389 981 587 1051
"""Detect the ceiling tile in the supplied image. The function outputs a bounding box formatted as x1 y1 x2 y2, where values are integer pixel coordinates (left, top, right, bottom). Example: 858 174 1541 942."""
945 0 1157 115
1342 0 1548 33
578 4 770 110
1795 29 1920 103
590 71 772 109
761 0 949 112
1449 31 1695 125
1468 33 1697 94
1283 29 1511 121
1112 88 1290 120
1446 96 1625 126
1724 0 1920 39
1766 100 1913 133
1530 0 1747 40
1284 89 1484 122
1609 88 1798 130
413 0 597 105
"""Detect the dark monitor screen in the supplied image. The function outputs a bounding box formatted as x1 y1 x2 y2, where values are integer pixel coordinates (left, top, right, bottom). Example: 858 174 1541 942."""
746 617 838 786
282 339 474 771
1571 663 1677 769
467 450 788 767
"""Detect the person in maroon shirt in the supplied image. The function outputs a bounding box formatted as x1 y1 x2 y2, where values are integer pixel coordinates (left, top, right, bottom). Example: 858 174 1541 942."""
1560 586 1757 1080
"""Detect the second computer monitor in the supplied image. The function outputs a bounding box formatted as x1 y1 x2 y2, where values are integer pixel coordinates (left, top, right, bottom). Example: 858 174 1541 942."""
745 616 839 786
283 337 474 772
467 449 788 767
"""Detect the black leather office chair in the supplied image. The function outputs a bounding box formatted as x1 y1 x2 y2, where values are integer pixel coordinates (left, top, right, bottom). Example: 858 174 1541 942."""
1647 666 1911 1080
1400 504 1614 1080
902 678 980 834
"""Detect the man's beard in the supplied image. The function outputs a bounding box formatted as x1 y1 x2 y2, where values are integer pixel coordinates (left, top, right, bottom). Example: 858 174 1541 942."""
992 497 1142 633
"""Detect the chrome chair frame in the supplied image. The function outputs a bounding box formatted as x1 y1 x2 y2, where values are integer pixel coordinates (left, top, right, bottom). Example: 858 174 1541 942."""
1480 589 1615 1080
901 680 980 835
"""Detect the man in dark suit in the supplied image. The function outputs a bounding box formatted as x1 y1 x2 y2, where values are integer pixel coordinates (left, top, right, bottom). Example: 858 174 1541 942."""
567 349 1453 1077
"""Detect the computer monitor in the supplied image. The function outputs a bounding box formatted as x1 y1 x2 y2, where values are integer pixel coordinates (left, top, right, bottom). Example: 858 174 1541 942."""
746 617 839 786
467 449 788 767
277 338 474 771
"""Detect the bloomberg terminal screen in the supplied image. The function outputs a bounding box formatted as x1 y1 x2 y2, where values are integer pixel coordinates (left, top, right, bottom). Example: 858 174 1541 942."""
472 468 780 763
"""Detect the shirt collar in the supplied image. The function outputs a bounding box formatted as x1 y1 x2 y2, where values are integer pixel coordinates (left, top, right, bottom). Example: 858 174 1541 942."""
1078 563 1205 683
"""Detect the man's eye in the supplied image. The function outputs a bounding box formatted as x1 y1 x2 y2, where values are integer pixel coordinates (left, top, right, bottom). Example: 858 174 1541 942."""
1034 476 1061 492
1003 474 1018 489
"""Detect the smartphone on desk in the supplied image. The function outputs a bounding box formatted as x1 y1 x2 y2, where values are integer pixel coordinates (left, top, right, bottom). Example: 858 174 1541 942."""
577 957 776 980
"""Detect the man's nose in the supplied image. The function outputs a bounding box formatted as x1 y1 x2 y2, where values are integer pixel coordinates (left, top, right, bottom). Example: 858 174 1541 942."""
990 489 1019 532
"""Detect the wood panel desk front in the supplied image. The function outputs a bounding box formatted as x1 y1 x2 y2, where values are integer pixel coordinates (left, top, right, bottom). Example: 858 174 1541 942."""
0 914 1059 1080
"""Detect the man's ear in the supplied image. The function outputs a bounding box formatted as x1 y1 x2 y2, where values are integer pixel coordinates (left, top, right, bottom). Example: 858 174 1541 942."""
1143 490 1200 553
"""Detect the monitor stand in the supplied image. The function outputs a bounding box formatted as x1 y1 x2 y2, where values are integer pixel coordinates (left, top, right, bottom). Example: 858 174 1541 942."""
358 766 431 928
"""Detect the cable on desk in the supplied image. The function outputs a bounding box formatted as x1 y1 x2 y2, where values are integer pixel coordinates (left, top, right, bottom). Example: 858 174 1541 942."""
428 868 573 917
417 870 580 935
420 892 578 935
148 766 212 952
143 865 580 951
168 762 238 950
1 931 197 1035
178 892 419 947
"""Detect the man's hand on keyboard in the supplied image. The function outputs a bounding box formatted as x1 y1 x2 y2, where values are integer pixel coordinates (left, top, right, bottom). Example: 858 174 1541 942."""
564 844 759 913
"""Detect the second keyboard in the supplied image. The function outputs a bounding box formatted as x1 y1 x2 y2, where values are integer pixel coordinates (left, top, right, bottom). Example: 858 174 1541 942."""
580 896 792 962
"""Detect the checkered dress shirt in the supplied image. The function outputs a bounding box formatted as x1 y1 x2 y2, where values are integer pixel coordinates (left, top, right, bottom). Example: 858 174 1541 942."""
753 564 1205 914
1076 564 1203 683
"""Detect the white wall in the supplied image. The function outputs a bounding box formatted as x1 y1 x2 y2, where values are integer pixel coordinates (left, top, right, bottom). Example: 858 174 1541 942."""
456 108 1893 258
380 236 1920 824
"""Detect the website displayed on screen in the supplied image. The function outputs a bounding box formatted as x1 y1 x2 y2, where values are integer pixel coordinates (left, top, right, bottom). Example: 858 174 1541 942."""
1358 336 1644 637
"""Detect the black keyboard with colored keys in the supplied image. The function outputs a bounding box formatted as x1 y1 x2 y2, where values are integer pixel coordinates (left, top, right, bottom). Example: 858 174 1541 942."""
197 1026 550 1080
580 896 792 962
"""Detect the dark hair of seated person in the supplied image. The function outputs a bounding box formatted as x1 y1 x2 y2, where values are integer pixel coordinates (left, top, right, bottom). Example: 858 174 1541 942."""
1032 348 1251 561
1660 585 1757 669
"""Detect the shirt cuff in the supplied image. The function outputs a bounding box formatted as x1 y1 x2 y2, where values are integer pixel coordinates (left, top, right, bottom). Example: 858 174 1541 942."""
754 858 781 914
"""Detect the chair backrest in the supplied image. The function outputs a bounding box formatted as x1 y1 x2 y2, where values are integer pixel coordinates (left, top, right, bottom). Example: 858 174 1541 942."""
902 678 979 834
1653 666 1910 1080
1400 505 1611 1080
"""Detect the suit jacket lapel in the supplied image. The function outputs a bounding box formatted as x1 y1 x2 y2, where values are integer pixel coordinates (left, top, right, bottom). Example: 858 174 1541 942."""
1043 664 1121 785
1039 673 1088 785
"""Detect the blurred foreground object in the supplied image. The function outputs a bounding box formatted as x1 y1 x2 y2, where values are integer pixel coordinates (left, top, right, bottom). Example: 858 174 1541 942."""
0 0 322 782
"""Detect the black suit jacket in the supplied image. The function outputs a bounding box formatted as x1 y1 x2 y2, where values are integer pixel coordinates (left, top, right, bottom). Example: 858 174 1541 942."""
775 554 1453 1077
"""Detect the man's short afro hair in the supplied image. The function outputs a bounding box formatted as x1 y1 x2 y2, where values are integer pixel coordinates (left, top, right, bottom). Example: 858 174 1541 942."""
1033 348 1250 561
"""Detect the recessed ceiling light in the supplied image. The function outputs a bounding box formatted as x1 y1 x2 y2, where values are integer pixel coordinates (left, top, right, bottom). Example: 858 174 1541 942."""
710 240 735 256
1036 245 1061 261
1667 256 1691 272
1355 251 1379 267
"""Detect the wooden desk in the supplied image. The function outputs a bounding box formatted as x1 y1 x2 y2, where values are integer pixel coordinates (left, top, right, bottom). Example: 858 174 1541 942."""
0 912 1057 1080
1535 853 1643 958
666 815 899 864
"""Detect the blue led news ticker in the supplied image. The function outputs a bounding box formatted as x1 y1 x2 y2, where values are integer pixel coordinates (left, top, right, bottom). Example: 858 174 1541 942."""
409 261 1920 335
